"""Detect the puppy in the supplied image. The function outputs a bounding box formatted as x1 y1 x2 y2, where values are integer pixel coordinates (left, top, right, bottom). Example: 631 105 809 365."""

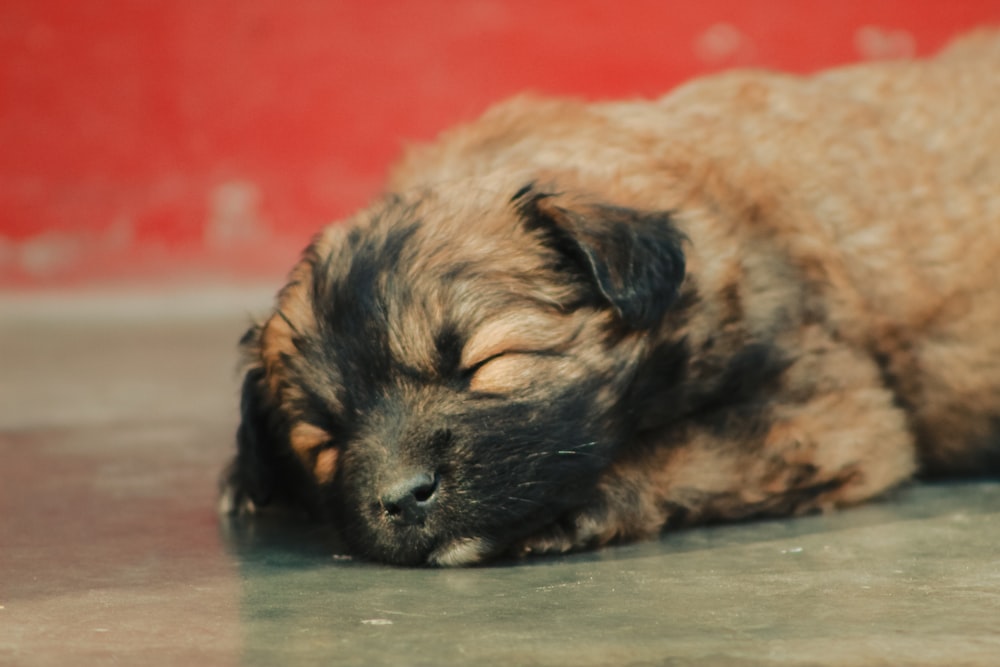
221 31 1000 566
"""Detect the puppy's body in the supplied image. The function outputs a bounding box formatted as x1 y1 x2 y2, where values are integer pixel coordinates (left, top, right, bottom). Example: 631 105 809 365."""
224 32 1000 565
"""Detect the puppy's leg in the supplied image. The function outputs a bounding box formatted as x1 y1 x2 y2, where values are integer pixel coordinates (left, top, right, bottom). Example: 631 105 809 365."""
519 328 918 556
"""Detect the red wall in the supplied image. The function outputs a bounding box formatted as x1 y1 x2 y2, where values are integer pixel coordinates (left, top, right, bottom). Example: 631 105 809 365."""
2 1 996 287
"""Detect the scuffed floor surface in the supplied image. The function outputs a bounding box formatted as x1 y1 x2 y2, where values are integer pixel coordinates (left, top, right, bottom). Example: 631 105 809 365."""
2 292 999 667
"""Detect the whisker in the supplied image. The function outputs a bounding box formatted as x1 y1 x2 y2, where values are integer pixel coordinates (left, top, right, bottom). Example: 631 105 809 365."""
504 496 545 508
566 441 598 450
514 480 557 489
557 442 600 456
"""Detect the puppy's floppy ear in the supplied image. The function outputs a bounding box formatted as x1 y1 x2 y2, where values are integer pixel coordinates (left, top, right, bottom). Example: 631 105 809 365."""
515 185 687 329
219 326 280 515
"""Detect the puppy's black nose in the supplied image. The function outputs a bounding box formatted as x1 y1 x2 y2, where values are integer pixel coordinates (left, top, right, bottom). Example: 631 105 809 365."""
380 471 438 525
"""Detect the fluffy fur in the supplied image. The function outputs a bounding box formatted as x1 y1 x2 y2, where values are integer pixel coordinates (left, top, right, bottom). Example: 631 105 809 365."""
221 31 1000 566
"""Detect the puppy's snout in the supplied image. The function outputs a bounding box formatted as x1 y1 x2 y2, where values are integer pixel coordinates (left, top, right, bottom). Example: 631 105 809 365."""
380 471 439 525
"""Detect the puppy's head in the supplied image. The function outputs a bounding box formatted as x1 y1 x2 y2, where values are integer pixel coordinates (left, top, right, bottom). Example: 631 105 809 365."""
222 183 687 565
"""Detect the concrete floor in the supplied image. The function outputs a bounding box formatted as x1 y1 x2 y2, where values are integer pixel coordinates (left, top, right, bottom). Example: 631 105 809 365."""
2 290 999 667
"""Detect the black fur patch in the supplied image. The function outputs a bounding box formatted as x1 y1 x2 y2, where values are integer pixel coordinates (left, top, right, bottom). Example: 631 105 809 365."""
515 187 687 330
231 367 276 506
311 220 425 408
228 366 318 512
434 324 464 378
688 343 790 438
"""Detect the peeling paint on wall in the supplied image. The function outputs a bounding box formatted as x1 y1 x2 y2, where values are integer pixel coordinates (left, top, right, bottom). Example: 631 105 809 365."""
0 216 134 278
855 26 917 60
694 23 756 66
205 181 270 249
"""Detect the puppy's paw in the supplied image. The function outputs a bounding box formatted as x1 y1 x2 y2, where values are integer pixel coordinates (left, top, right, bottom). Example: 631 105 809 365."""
217 483 257 516
514 509 610 558
217 463 258 516
515 526 579 558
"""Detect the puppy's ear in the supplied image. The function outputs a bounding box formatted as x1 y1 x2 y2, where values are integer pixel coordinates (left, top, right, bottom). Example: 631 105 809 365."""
515 185 687 329
219 365 278 515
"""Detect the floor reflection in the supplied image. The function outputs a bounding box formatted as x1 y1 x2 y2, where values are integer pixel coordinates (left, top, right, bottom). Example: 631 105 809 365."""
4 315 999 666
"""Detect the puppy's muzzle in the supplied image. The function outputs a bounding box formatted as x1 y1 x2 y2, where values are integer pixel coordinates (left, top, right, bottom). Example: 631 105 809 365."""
379 470 439 526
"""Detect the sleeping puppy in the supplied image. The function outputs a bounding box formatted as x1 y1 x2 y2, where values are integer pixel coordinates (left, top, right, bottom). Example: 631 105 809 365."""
220 31 1000 566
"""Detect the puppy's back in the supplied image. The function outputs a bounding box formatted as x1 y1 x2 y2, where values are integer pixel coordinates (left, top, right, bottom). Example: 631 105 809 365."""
652 31 1000 472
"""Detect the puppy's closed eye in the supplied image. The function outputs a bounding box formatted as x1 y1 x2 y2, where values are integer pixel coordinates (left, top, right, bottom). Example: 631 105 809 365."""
466 352 541 394
459 312 563 369
458 310 585 396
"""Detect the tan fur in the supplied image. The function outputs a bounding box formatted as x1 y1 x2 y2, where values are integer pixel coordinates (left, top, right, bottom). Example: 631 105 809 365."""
314 448 339 485
258 228 342 402
289 420 338 484
288 421 331 457
232 31 1000 564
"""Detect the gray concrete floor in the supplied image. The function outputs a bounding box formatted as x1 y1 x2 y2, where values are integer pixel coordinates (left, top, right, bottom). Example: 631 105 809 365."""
2 290 999 666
